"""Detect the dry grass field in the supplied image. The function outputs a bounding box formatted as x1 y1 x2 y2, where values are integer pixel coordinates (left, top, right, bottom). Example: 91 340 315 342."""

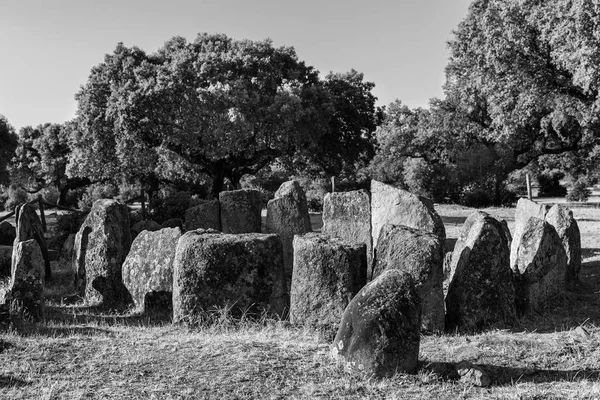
1 204 600 399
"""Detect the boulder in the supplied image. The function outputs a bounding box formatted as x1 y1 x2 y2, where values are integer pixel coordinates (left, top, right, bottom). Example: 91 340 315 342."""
173 230 286 323
123 227 182 312
370 180 445 258
266 181 312 286
14 203 51 280
510 198 550 268
131 220 161 240
445 211 516 332
218 189 262 234
372 224 444 333
73 199 132 306
184 199 220 232
513 217 568 314
331 269 421 377
0 221 16 246
545 204 581 286
322 190 373 278
290 233 366 336
5 239 44 320
0 245 11 278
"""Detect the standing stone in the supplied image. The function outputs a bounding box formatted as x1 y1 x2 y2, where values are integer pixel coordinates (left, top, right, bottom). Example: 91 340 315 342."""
123 227 182 312
266 181 312 286
322 190 373 278
290 233 366 336
0 245 11 278
510 198 550 268
371 180 445 258
0 221 16 246
73 199 132 306
513 217 568 314
372 224 444 333
14 203 51 280
445 212 516 332
545 204 581 286
184 199 220 232
131 219 161 240
219 189 262 234
173 230 286 323
331 269 421 377
6 239 44 320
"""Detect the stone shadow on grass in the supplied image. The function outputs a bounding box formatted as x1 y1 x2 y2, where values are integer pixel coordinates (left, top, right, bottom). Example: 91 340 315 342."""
0 375 30 388
43 303 173 328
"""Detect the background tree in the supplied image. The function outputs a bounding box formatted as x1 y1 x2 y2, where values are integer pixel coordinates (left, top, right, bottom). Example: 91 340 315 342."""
0 114 17 185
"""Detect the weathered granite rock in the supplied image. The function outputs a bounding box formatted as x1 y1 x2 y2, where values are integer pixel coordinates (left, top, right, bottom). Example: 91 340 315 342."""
173 230 286 323
457 361 491 387
0 245 11 278
14 203 51 280
331 269 421 377
545 204 581 286
0 221 16 246
184 199 220 232
123 227 182 312
445 211 516 332
73 199 132 306
290 233 366 336
6 240 44 321
219 189 262 234
131 220 161 240
371 180 445 258
322 190 373 278
266 181 312 286
510 198 550 268
513 217 568 314
372 224 444 333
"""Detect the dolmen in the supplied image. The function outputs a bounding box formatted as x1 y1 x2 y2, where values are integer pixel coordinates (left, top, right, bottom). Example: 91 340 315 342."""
73 199 132 306
173 229 286 324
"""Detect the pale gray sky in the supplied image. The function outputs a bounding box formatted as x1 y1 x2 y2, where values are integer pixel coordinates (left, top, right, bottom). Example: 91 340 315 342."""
0 0 472 131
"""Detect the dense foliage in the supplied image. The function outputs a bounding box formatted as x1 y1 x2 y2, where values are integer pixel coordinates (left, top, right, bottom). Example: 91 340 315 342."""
0 114 17 185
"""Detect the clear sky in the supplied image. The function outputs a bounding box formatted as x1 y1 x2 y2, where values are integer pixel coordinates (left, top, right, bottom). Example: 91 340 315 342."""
0 0 472 131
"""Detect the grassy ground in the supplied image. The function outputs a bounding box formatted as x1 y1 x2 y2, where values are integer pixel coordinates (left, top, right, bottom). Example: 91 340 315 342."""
1 205 600 399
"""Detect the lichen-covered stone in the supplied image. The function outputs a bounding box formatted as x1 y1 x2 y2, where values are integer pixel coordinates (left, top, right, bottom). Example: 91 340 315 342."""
6 239 44 321
445 211 516 332
73 199 132 306
219 189 262 234
184 199 220 232
372 224 444 333
510 198 550 268
322 190 372 278
266 181 312 286
331 269 421 377
0 221 16 246
123 227 182 312
290 233 366 336
14 203 51 280
0 245 11 279
131 220 161 240
513 217 567 314
371 180 445 258
173 231 286 323
545 204 581 286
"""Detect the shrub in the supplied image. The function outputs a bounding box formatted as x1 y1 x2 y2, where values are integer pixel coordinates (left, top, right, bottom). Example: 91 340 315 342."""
4 186 29 211
537 172 567 197
403 158 435 199
566 180 591 202
39 186 60 205
149 189 192 223
461 188 493 208
78 183 119 210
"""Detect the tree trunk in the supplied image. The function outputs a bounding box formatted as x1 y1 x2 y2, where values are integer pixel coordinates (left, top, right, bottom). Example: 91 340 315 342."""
58 187 69 207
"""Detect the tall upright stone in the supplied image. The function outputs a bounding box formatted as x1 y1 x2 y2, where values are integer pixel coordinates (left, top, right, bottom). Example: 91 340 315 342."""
370 180 445 259
184 199 220 232
73 199 132 306
322 190 372 277
510 198 550 268
13 203 51 280
219 189 262 234
290 233 366 336
372 224 444 333
545 204 581 286
122 227 182 312
513 217 568 314
445 212 516 332
6 239 45 321
266 181 312 285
